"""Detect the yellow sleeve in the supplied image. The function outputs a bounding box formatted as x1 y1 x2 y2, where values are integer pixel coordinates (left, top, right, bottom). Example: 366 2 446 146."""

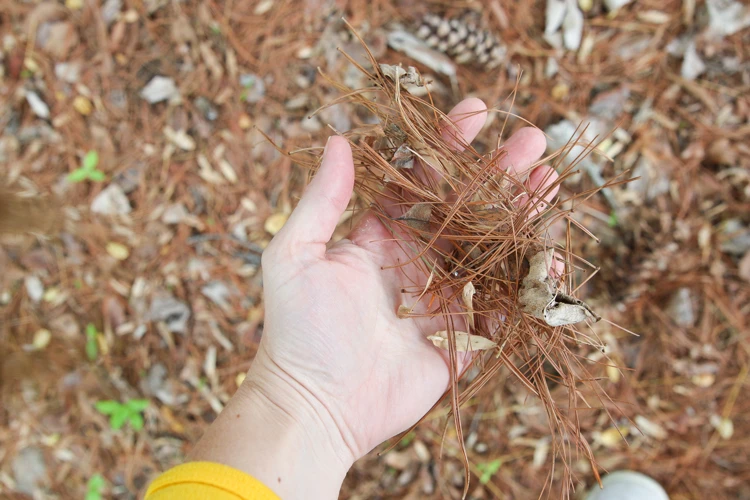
145 461 281 500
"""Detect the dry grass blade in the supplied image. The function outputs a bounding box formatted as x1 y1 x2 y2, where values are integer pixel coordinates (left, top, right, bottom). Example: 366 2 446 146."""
290 23 620 498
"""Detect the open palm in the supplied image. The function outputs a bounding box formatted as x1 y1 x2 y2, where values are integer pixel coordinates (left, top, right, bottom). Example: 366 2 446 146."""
253 98 559 464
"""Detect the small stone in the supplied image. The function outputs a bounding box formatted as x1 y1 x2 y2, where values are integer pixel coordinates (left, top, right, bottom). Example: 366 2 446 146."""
692 373 715 388
285 94 309 110
91 184 132 215
264 212 288 235
73 95 93 115
25 91 50 119
140 76 179 104
65 0 84 9
106 242 130 260
25 276 44 303
551 82 569 100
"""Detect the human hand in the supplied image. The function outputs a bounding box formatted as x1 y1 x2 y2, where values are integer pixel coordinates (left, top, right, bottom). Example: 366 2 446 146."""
190 98 560 499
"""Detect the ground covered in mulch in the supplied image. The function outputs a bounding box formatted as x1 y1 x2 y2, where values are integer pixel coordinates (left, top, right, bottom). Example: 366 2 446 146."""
1 0 748 498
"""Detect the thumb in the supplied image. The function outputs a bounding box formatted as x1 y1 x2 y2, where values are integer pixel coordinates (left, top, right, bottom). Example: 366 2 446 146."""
278 136 355 252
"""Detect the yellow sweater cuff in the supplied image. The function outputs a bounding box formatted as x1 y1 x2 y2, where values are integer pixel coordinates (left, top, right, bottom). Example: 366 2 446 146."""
145 462 281 500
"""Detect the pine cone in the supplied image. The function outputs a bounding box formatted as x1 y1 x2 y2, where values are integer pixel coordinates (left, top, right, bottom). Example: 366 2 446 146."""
416 13 506 70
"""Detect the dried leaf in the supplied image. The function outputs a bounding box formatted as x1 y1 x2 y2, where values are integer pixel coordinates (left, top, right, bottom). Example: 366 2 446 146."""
390 143 414 169
106 242 130 260
73 95 93 115
463 281 476 329
634 415 667 440
710 415 734 440
397 304 412 318
519 250 600 327
264 212 288 235
396 203 432 232
427 330 497 352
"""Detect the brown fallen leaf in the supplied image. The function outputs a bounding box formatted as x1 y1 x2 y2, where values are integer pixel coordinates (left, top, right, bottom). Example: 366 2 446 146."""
391 143 414 169
396 203 432 232
518 250 600 327
427 330 497 352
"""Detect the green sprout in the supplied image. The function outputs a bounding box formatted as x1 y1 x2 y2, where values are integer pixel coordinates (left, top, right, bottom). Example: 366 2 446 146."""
85 323 99 361
85 473 106 500
95 399 149 431
608 211 618 228
476 459 502 485
68 151 105 183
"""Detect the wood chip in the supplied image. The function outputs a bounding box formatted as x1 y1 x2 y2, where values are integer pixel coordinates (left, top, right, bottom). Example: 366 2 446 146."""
427 330 497 352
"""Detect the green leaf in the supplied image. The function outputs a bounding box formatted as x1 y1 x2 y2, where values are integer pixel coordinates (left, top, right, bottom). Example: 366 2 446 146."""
86 323 98 338
87 473 106 492
83 151 99 171
95 400 122 415
88 170 106 182
85 491 102 500
68 169 89 182
477 459 502 485
126 399 149 412
110 409 129 430
129 412 144 431
86 338 98 361
607 211 618 228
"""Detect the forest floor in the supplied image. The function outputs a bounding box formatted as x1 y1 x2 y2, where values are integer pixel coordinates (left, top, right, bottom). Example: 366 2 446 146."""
1 0 749 498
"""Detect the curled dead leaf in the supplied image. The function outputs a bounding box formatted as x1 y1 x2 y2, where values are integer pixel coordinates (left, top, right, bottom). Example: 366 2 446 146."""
391 143 414 169
397 304 412 318
379 63 425 88
427 330 497 352
396 203 432 232
518 250 600 327
463 281 476 329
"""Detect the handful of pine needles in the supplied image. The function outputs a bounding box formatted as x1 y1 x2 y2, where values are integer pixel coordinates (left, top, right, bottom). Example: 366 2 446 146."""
291 31 624 497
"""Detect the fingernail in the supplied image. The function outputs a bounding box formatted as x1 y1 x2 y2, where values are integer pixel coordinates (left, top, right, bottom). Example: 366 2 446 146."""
323 136 332 155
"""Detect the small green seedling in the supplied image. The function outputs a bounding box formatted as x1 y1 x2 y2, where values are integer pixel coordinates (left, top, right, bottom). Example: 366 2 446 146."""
476 459 502 485
95 399 149 431
608 210 618 228
85 473 106 500
68 151 105 183
85 323 99 361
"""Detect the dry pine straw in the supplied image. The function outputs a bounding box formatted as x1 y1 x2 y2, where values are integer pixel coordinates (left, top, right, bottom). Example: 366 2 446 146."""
285 32 630 498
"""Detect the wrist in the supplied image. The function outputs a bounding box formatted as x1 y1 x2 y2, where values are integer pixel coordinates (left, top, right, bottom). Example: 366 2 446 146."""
189 351 354 500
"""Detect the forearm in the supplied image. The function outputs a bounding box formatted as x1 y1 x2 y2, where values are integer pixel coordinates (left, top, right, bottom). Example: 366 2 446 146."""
188 360 353 499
